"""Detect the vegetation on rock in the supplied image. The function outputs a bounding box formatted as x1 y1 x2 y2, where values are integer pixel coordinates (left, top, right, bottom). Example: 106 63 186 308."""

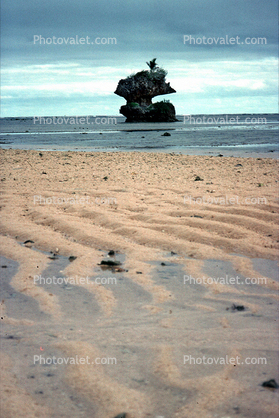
115 59 176 122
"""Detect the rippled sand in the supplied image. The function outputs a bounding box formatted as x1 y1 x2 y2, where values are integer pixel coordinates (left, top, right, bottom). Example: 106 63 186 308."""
0 149 278 417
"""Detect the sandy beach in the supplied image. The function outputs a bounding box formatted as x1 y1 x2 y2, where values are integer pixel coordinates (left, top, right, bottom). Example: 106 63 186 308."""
0 149 278 418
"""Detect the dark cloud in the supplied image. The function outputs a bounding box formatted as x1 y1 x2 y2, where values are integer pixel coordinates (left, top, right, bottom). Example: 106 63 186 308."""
1 0 278 115
2 0 278 58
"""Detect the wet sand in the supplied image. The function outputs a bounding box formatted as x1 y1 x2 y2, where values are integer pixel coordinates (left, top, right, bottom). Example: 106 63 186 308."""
0 149 278 417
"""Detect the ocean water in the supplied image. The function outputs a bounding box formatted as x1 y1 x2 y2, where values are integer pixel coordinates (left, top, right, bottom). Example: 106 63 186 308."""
0 114 278 158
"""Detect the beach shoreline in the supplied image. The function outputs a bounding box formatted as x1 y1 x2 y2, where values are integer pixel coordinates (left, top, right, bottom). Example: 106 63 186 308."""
1 114 278 158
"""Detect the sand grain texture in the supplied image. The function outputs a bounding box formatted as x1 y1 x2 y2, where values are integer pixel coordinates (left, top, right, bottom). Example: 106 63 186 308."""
0 150 278 418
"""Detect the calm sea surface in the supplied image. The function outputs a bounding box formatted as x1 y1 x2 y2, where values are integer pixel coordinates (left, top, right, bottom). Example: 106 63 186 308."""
0 114 278 158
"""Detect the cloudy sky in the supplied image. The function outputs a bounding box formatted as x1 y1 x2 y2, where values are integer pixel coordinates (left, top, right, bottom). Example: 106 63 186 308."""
1 0 278 117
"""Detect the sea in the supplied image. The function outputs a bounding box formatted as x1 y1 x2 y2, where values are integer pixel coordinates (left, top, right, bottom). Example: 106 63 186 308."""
0 113 278 158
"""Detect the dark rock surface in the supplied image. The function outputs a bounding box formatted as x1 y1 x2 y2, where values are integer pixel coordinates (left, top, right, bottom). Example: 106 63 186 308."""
100 260 121 266
262 379 279 389
120 100 177 123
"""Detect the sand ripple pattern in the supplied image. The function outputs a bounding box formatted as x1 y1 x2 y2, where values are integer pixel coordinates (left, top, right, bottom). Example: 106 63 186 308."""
0 150 278 418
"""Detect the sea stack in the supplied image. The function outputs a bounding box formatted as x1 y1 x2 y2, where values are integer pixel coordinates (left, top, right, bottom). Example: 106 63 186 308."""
114 59 177 122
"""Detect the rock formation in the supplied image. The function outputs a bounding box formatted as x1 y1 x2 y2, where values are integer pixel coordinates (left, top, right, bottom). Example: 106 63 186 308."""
114 60 177 122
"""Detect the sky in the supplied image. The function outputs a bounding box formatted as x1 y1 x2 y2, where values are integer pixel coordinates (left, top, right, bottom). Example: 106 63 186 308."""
1 0 278 117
